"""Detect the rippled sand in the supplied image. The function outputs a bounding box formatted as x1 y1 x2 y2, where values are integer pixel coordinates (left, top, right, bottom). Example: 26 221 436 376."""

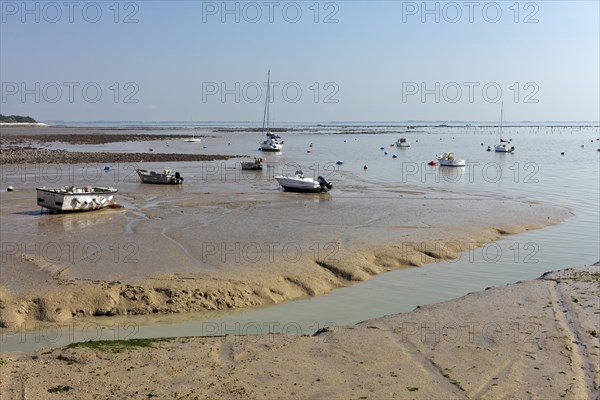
0 157 570 328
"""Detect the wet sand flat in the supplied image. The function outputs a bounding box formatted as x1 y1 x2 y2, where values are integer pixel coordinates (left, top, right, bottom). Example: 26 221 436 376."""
0 162 570 328
1 265 597 399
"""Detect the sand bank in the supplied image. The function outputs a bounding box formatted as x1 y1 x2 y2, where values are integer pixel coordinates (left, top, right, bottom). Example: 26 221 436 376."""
1 265 597 399
0 181 570 329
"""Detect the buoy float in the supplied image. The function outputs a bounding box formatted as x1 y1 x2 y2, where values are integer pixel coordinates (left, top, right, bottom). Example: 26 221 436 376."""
307 150 311 153
486 146 491 152
428 161 437 166
104 165 110 171
392 155 397 158
581 145 584 148
384 151 388 155
561 152 565 155
363 165 368 170
380 147 385 150
336 160 343 165
7 186 14 192
149 148 153 152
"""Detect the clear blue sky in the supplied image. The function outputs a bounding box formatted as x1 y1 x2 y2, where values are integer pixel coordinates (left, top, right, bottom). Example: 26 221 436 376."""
1 1 598 122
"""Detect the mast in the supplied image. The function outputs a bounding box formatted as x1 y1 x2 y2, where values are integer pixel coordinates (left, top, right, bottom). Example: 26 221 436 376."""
262 70 270 134
500 101 503 139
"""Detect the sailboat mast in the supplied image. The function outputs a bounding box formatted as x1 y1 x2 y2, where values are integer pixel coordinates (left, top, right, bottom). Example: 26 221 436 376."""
262 70 270 133
500 101 503 138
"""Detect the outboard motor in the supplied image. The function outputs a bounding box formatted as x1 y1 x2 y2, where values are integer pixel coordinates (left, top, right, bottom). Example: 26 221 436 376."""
175 171 183 182
317 176 333 191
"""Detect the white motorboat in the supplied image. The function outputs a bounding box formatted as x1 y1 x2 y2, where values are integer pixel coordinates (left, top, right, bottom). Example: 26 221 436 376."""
241 157 263 170
136 169 183 184
36 186 118 212
494 142 514 152
395 138 410 147
184 138 202 143
495 102 515 153
436 152 466 167
274 170 333 192
259 71 283 152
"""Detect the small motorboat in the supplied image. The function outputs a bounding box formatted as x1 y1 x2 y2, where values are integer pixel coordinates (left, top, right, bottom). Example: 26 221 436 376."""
494 142 515 153
274 170 333 193
241 157 263 170
36 186 118 212
395 138 410 147
184 138 202 143
136 169 183 184
436 152 466 167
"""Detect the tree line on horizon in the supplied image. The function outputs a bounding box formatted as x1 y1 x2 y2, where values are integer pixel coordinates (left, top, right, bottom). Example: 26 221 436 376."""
0 114 37 123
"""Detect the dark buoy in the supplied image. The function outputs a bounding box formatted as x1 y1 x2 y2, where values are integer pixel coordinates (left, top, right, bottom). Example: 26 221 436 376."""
363 165 368 170
581 145 584 148
380 147 385 150
104 165 110 171
561 152 565 155
7 186 14 192
392 154 397 159
336 160 343 165
428 161 437 166
486 146 491 152
481 143 484 146
384 151 388 155
149 148 153 152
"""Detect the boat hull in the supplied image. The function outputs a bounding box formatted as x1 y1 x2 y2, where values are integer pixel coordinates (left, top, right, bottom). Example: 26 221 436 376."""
494 145 514 153
260 142 282 151
36 187 117 212
241 162 262 170
136 169 183 184
275 176 331 192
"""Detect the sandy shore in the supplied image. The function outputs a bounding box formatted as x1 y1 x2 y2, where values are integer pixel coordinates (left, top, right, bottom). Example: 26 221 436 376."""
0 125 573 330
1 265 597 399
0 181 570 329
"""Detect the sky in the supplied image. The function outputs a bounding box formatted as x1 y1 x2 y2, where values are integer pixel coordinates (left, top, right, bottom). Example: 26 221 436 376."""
0 0 599 122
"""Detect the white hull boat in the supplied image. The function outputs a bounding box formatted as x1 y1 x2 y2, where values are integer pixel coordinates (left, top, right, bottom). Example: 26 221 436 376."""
136 169 183 184
275 171 332 192
494 143 514 153
184 138 202 143
437 152 466 167
241 157 263 170
259 71 283 152
260 134 283 151
495 102 515 153
37 186 117 212
395 138 410 147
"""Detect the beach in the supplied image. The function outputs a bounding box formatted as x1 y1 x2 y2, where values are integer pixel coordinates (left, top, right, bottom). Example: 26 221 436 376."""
1 265 597 399
0 125 581 331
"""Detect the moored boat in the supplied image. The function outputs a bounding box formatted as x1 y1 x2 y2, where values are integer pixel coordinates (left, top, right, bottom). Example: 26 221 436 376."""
36 186 118 212
241 157 264 170
495 102 515 153
395 138 410 147
436 152 466 167
136 169 183 184
274 170 332 192
259 71 284 152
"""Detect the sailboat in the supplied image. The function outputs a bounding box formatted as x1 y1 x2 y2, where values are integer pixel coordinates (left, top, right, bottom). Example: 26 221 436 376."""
494 102 515 153
259 70 283 152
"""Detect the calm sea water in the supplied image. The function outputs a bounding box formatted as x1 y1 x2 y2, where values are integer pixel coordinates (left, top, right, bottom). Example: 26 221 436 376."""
2 124 598 351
